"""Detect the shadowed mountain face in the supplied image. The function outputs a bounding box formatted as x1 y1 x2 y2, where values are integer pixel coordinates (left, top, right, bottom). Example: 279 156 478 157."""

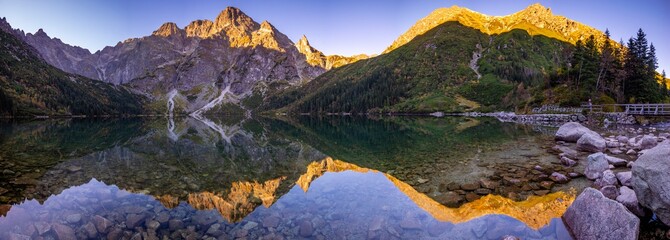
0 8 366 115
0 26 145 116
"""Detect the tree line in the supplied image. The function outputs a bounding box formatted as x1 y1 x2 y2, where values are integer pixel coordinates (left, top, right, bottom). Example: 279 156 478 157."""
567 28 668 104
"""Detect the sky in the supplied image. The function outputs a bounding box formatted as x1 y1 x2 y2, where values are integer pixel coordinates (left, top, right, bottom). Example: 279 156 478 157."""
0 0 669 73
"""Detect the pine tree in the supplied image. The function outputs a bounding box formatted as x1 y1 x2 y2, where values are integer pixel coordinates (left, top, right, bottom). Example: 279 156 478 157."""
598 29 614 93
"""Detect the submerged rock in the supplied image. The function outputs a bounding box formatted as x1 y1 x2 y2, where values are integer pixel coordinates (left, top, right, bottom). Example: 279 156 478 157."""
52 223 76 240
632 141 670 225
555 122 596 142
549 172 569 183
563 188 639 240
584 153 609 180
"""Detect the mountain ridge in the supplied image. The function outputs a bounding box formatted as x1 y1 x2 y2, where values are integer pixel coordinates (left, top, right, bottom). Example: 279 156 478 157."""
385 3 609 53
0 7 366 116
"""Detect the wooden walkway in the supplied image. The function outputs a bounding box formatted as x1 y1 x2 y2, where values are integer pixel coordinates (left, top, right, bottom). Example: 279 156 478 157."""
582 104 670 116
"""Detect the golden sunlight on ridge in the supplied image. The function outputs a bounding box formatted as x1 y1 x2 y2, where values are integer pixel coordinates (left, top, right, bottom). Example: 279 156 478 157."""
298 157 575 229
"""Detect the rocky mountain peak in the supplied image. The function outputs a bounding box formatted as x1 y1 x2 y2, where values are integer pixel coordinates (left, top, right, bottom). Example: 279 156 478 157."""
296 35 315 53
185 20 214 38
152 22 183 37
521 3 552 15
34 28 49 37
214 6 259 34
259 20 276 33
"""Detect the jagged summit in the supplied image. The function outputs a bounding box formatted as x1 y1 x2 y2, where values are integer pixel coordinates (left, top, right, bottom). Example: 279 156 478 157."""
214 6 259 34
385 3 607 53
152 22 183 37
521 3 552 14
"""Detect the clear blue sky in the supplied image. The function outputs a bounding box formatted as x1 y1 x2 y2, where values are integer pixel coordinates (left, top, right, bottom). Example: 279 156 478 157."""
0 0 668 73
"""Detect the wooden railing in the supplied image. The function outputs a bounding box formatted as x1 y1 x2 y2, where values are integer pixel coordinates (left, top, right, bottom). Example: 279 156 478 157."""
582 104 670 116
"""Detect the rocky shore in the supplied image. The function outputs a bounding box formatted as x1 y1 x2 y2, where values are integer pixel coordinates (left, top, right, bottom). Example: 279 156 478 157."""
550 122 670 239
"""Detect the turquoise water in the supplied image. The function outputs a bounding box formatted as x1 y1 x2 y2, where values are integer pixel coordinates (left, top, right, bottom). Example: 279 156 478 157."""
0 116 575 239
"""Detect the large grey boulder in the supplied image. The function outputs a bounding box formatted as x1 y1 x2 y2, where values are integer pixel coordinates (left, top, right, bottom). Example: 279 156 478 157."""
577 132 606 153
556 122 597 142
638 135 658 150
616 186 646 217
563 188 639 240
605 155 627 167
584 153 609 180
632 141 670 225
616 171 632 187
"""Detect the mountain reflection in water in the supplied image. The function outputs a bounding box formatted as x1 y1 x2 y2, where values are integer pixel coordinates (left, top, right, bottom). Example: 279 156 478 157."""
0 163 572 239
0 116 577 239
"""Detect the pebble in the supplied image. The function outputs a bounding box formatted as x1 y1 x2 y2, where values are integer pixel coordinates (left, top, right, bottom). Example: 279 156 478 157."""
299 220 314 237
242 221 258 230
65 214 81 224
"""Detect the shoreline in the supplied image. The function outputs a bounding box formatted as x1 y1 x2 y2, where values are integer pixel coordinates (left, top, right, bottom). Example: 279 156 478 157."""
550 121 670 239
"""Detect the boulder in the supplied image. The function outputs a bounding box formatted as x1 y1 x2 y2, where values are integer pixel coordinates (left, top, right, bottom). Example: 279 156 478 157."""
556 122 596 142
577 132 606 153
616 186 646 217
617 136 629 144
563 188 639 240
601 170 618 186
638 135 658 150
584 153 609 180
599 185 619 200
616 171 632 187
632 141 670 225
605 155 627 167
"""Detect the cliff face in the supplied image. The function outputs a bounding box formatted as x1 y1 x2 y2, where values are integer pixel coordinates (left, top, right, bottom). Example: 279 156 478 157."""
385 3 608 53
3 7 365 115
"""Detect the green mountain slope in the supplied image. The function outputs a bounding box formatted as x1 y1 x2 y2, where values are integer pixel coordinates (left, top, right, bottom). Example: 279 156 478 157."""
0 29 145 116
263 21 572 113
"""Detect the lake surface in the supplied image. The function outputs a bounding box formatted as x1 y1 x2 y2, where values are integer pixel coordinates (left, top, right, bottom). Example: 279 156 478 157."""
0 116 580 239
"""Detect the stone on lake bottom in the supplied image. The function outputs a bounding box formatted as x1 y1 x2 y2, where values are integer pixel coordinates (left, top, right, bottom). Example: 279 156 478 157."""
92 215 113 234
263 215 280 228
549 172 569 183
299 220 314 237
52 223 76 240
461 182 480 191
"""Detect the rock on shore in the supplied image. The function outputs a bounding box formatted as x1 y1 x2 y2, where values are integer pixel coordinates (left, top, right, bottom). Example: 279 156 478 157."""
562 188 639 240
632 140 670 225
555 122 597 142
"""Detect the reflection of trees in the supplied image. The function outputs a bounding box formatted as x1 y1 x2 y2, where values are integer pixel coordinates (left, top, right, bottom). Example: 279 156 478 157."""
265 116 537 171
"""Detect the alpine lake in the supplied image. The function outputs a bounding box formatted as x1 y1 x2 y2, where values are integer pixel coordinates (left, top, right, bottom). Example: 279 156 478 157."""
1 115 620 240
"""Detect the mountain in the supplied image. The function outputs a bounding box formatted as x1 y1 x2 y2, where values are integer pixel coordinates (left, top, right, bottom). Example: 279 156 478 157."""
263 4 647 113
3 7 365 116
0 19 144 116
385 3 608 53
